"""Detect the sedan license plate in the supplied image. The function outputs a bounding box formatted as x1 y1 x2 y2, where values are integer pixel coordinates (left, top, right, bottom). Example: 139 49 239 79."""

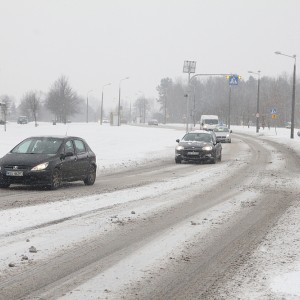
187 151 199 155
6 170 23 176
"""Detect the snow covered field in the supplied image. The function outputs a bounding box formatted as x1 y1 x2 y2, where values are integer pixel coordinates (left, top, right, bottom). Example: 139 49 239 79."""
0 121 300 299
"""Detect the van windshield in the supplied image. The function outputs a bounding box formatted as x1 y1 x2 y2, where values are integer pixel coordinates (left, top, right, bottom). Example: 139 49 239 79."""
204 119 218 125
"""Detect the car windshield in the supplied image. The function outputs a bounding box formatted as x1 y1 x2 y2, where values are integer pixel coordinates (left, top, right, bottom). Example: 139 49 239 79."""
183 133 212 143
18 117 27 121
11 137 63 155
215 127 229 132
204 119 218 125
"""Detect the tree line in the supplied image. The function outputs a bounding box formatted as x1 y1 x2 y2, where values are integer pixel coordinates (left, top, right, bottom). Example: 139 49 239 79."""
0 76 93 124
1 73 299 127
155 74 300 127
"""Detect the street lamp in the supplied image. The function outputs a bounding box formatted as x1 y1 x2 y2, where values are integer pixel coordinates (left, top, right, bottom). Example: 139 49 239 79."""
275 51 297 139
248 70 261 133
100 83 111 125
183 60 196 132
86 90 93 123
118 77 129 126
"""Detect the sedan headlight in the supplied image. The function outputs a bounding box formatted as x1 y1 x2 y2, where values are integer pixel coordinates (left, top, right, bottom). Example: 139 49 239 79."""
202 146 213 151
226 134 230 138
176 145 184 151
31 162 49 171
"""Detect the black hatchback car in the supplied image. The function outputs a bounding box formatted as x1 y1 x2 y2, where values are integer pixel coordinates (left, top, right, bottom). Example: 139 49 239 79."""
175 130 222 164
0 136 97 189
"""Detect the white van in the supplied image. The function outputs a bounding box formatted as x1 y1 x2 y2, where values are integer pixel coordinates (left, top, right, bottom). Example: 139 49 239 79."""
200 115 219 131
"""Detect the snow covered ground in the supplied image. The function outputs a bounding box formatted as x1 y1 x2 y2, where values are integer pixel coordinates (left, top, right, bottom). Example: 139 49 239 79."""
218 125 300 299
0 121 300 299
0 122 186 173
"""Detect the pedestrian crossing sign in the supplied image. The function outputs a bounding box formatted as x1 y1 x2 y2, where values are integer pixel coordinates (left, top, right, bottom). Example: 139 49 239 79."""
229 75 239 86
271 108 277 114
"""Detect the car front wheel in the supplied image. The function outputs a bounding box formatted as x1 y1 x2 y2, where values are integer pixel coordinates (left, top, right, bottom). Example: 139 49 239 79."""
84 165 96 186
49 168 62 190
211 153 217 164
175 157 182 164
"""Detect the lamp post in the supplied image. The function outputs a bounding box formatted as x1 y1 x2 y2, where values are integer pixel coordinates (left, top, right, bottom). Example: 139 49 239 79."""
183 61 196 132
275 51 297 139
100 83 111 125
86 90 93 123
118 77 129 126
248 70 261 133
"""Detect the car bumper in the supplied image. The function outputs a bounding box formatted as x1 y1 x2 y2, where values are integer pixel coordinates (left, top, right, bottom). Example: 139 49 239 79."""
175 150 214 162
0 169 52 186
216 137 231 142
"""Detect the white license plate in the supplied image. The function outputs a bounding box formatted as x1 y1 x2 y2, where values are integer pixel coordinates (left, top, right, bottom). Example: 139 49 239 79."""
6 170 23 176
187 152 199 155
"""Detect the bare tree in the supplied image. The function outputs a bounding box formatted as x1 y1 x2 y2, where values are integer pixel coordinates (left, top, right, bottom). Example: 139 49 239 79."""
46 75 82 124
0 95 13 116
134 96 151 123
156 78 173 124
19 91 41 126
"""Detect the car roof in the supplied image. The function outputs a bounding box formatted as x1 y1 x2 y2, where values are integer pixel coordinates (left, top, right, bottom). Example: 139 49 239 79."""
26 135 84 140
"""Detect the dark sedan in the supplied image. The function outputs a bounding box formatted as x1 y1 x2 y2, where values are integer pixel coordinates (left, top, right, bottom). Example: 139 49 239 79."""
0 136 97 189
175 130 222 164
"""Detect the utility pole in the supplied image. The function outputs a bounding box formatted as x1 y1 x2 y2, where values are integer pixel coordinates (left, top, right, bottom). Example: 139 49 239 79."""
0 103 7 132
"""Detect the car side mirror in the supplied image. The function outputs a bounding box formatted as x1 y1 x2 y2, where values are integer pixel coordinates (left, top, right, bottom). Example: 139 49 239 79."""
60 152 73 160
176 139 180 143
230 130 232 133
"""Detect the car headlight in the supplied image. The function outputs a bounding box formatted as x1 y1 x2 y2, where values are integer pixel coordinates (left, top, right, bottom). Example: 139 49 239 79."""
226 134 230 138
202 146 213 151
31 162 49 171
176 145 184 151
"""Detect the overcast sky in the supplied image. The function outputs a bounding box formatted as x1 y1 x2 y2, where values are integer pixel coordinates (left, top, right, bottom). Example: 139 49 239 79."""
0 0 299 109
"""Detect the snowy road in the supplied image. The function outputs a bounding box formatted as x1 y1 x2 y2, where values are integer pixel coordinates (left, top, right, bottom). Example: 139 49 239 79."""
1 129 299 299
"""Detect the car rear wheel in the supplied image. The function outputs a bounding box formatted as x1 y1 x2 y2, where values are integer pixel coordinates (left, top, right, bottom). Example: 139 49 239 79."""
84 165 96 186
0 183 10 188
49 168 62 190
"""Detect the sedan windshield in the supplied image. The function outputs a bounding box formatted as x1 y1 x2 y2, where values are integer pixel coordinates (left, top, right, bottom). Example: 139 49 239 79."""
11 138 63 155
215 127 229 132
183 133 212 143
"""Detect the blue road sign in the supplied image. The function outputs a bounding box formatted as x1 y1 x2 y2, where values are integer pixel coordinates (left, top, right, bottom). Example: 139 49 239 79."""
229 75 239 85
271 108 277 114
